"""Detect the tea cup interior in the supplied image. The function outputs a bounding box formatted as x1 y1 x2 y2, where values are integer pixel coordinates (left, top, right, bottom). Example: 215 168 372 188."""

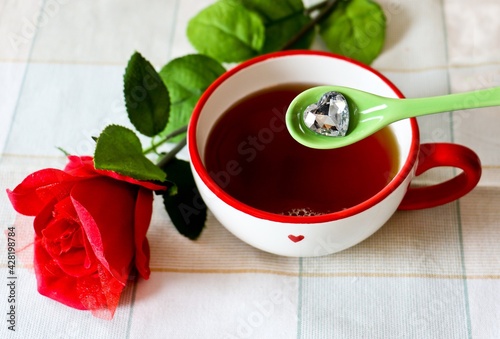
190 52 419 222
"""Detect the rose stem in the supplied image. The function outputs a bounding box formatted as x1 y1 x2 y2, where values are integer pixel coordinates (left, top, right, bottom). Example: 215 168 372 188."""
143 125 188 155
156 136 187 168
281 0 337 50
155 0 337 168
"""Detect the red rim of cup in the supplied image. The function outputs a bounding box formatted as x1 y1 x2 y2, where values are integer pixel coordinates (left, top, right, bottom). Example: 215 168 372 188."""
188 50 420 224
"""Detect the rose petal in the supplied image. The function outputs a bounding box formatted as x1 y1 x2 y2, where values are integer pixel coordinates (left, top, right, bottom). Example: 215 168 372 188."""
33 196 78 237
65 155 167 192
36 200 97 277
34 237 86 310
35 237 124 316
52 196 80 223
95 168 167 191
7 169 76 216
77 264 124 320
33 198 58 237
81 228 98 270
133 187 153 279
50 246 95 277
71 177 137 285
41 218 80 253
64 156 100 178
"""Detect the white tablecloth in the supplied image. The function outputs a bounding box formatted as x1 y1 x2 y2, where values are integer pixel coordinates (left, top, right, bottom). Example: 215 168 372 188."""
1 0 499 338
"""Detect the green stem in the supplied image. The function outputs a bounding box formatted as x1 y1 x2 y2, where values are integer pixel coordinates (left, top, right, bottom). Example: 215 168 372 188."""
281 0 337 50
143 125 188 155
156 137 187 168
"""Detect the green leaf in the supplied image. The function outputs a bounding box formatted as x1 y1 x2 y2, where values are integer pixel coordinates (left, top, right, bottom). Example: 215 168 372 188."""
236 0 315 52
319 0 386 64
124 51 170 137
186 0 265 63
261 11 314 52
236 0 304 21
161 158 206 240
159 54 225 141
94 125 166 182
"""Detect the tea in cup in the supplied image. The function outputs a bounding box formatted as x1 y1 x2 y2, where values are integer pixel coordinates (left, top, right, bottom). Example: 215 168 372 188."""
188 51 481 257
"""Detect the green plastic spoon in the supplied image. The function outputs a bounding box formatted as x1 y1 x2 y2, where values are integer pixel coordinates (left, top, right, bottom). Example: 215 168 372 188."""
286 85 500 149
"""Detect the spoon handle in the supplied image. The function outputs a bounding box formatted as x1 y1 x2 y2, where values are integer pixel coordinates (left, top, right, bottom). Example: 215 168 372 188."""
389 86 500 121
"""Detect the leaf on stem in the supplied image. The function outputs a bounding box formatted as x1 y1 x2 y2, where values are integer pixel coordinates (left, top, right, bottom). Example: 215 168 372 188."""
159 54 225 141
236 0 315 52
94 125 167 182
124 51 171 137
319 0 386 65
161 158 206 240
187 0 265 63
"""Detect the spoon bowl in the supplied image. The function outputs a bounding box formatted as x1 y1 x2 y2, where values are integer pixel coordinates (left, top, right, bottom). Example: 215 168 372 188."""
286 85 500 149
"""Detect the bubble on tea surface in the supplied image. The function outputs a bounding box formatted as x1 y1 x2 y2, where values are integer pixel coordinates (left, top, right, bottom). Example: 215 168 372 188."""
282 207 325 217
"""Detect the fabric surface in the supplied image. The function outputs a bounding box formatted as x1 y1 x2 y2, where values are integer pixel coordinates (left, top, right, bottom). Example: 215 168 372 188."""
1 0 499 338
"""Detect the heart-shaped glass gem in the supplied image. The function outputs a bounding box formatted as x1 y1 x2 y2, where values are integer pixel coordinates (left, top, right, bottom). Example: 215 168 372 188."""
303 91 349 137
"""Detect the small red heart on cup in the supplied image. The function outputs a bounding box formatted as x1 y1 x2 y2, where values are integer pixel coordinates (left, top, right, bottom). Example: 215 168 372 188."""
288 234 305 243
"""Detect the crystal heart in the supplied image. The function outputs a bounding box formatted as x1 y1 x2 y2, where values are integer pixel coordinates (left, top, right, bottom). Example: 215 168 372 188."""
302 91 349 136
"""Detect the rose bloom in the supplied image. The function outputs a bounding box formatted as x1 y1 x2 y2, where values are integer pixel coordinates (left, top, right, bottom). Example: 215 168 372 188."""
7 156 165 319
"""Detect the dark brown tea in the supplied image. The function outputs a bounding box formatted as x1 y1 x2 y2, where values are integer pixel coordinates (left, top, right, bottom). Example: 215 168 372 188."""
204 84 399 216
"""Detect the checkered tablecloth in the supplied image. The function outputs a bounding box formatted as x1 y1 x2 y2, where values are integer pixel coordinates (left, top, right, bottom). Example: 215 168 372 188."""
1 0 499 338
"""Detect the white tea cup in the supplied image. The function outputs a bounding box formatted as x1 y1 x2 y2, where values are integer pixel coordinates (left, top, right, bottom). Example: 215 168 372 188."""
188 51 481 257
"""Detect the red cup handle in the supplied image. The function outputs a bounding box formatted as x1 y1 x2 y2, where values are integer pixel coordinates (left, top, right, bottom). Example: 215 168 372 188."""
398 143 481 210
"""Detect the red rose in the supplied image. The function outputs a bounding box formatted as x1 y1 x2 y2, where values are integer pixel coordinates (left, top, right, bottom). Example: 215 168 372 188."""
7 156 165 319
